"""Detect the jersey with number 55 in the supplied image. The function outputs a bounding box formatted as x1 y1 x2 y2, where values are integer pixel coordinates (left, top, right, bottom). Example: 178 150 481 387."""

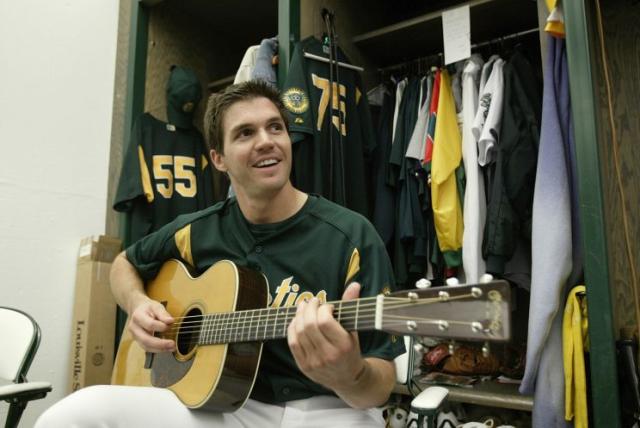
114 113 215 243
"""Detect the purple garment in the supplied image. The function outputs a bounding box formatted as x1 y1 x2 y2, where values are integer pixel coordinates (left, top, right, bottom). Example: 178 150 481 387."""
251 37 278 88
519 35 573 428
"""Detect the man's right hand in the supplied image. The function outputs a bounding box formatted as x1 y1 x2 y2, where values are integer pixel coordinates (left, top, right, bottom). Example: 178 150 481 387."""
128 298 176 353
110 252 176 353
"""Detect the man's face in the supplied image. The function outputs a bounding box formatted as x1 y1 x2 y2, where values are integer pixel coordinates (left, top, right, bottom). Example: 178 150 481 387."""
211 97 292 198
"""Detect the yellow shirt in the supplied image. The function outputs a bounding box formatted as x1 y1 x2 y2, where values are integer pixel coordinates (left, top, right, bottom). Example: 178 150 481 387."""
431 70 463 253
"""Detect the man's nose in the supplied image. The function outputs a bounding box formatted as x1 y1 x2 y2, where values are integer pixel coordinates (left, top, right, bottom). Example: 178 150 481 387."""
255 128 275 148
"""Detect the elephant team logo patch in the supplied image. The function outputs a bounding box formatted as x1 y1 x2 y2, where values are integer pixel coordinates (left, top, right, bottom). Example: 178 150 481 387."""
282 87 309 114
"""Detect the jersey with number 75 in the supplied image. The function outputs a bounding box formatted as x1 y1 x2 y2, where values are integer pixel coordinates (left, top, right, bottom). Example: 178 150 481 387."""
282 36 376 219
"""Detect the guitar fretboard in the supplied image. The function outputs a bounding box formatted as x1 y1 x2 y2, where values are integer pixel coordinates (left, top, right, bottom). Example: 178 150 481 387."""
196 300 377 345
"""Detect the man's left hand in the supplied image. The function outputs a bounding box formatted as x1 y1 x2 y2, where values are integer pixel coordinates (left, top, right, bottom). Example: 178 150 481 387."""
287 282 366 392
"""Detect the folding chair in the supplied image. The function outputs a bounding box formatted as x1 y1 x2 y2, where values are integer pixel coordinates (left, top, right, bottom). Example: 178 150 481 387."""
0 307 52 428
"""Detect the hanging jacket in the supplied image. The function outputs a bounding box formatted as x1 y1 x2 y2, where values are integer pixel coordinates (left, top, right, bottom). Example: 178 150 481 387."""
519 35 572 428
483 52 541 274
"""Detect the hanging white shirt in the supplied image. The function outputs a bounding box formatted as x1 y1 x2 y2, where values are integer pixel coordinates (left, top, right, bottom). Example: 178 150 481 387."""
473 58 505 166
405 75 432 161
461 55 486 283
391 78 407 145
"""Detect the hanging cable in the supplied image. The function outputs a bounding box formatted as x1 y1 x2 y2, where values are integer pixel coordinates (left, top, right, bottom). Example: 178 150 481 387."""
322 9 335 201
594 0 640 339
328 11 347 204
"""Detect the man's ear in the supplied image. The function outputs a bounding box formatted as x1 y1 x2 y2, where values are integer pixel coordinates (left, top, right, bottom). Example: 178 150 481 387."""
211 149 227 173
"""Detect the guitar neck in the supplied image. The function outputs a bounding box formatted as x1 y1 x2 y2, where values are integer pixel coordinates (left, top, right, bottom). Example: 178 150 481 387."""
198 299 374 346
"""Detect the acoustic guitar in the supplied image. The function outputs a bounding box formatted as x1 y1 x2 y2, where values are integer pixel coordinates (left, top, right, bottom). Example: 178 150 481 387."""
111 259 511 412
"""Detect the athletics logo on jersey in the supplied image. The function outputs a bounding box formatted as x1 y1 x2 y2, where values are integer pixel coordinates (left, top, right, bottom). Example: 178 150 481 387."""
282 87 309 114
268 276 327 308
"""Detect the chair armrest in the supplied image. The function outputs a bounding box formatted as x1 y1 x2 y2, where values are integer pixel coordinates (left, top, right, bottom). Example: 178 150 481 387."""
0 381 52 402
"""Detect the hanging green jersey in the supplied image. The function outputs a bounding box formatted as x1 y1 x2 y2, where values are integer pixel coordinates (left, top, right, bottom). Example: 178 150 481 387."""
282 37 376 218
126 195 405 404
114 113 216 243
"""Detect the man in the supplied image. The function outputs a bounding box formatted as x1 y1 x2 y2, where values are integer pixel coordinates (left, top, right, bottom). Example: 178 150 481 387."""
36 80 403 427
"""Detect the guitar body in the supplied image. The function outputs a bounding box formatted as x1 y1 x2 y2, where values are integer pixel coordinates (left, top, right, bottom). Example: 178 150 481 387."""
111 259 512 412
111 259 269 412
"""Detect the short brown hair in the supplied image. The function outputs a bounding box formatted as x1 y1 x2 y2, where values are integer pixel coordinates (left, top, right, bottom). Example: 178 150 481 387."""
203 80 289 154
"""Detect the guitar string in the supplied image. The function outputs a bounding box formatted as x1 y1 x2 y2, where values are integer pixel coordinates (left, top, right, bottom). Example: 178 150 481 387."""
167 317 487 346
162 292 479 327
161 293 486 335
165 296 378 323
162 318 486 342
159 293 490 338
162 299 491 344
162 297 455 334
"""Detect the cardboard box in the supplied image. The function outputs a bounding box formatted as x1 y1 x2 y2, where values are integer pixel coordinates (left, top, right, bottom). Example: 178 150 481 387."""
68 235 122 393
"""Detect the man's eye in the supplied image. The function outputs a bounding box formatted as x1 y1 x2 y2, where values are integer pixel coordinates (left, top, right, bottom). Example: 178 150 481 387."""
270 123 284 131
239 129 253 138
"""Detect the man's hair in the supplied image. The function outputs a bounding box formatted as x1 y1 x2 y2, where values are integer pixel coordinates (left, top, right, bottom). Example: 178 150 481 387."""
203 80 289 154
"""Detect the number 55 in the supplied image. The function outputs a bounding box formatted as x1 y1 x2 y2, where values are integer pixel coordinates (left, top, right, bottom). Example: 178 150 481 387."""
153 155 197 198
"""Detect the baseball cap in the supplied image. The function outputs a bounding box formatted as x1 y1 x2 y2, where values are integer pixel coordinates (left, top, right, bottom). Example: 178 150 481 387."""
166 65 202 129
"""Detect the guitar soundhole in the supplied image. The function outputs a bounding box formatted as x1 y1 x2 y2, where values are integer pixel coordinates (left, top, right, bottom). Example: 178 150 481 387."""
176 308 203 356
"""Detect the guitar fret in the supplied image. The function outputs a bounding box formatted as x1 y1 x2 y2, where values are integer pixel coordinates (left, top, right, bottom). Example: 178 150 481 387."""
282 307 289 338
253 310 258 341
203 315 209 345
198 315 205 344
219 313 224 343
224 313 231 343
239 312 244 343
208 313 214 344
272 307 278 340
246 309 252 342
355 299 359 330
263 308 269 340
232 312 238 343
249 310 255 342
210 314 216 344
242 311 253 342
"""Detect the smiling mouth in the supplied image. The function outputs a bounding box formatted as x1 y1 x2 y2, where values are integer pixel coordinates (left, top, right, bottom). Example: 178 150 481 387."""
254 159 280 168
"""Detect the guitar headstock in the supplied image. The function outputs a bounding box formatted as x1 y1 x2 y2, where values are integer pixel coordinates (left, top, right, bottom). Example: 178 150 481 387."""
376 280 511 342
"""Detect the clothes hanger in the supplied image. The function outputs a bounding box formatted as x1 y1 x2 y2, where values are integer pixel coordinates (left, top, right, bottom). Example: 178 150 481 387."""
303 10 364 72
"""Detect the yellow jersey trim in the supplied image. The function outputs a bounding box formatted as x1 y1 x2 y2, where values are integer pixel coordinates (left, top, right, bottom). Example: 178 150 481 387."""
175 224 194 267
345 248 360 285
138 145 154 203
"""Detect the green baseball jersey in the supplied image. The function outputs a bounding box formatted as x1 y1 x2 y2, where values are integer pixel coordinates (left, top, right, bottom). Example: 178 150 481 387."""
126 194 405 404
282 37 376 218
114 113 215 243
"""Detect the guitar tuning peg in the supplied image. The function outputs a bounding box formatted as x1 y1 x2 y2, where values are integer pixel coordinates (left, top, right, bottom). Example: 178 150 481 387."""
482 341 490 357
479 273 494 283
415 278 431 289
448 340 457 355
445 277 459 286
